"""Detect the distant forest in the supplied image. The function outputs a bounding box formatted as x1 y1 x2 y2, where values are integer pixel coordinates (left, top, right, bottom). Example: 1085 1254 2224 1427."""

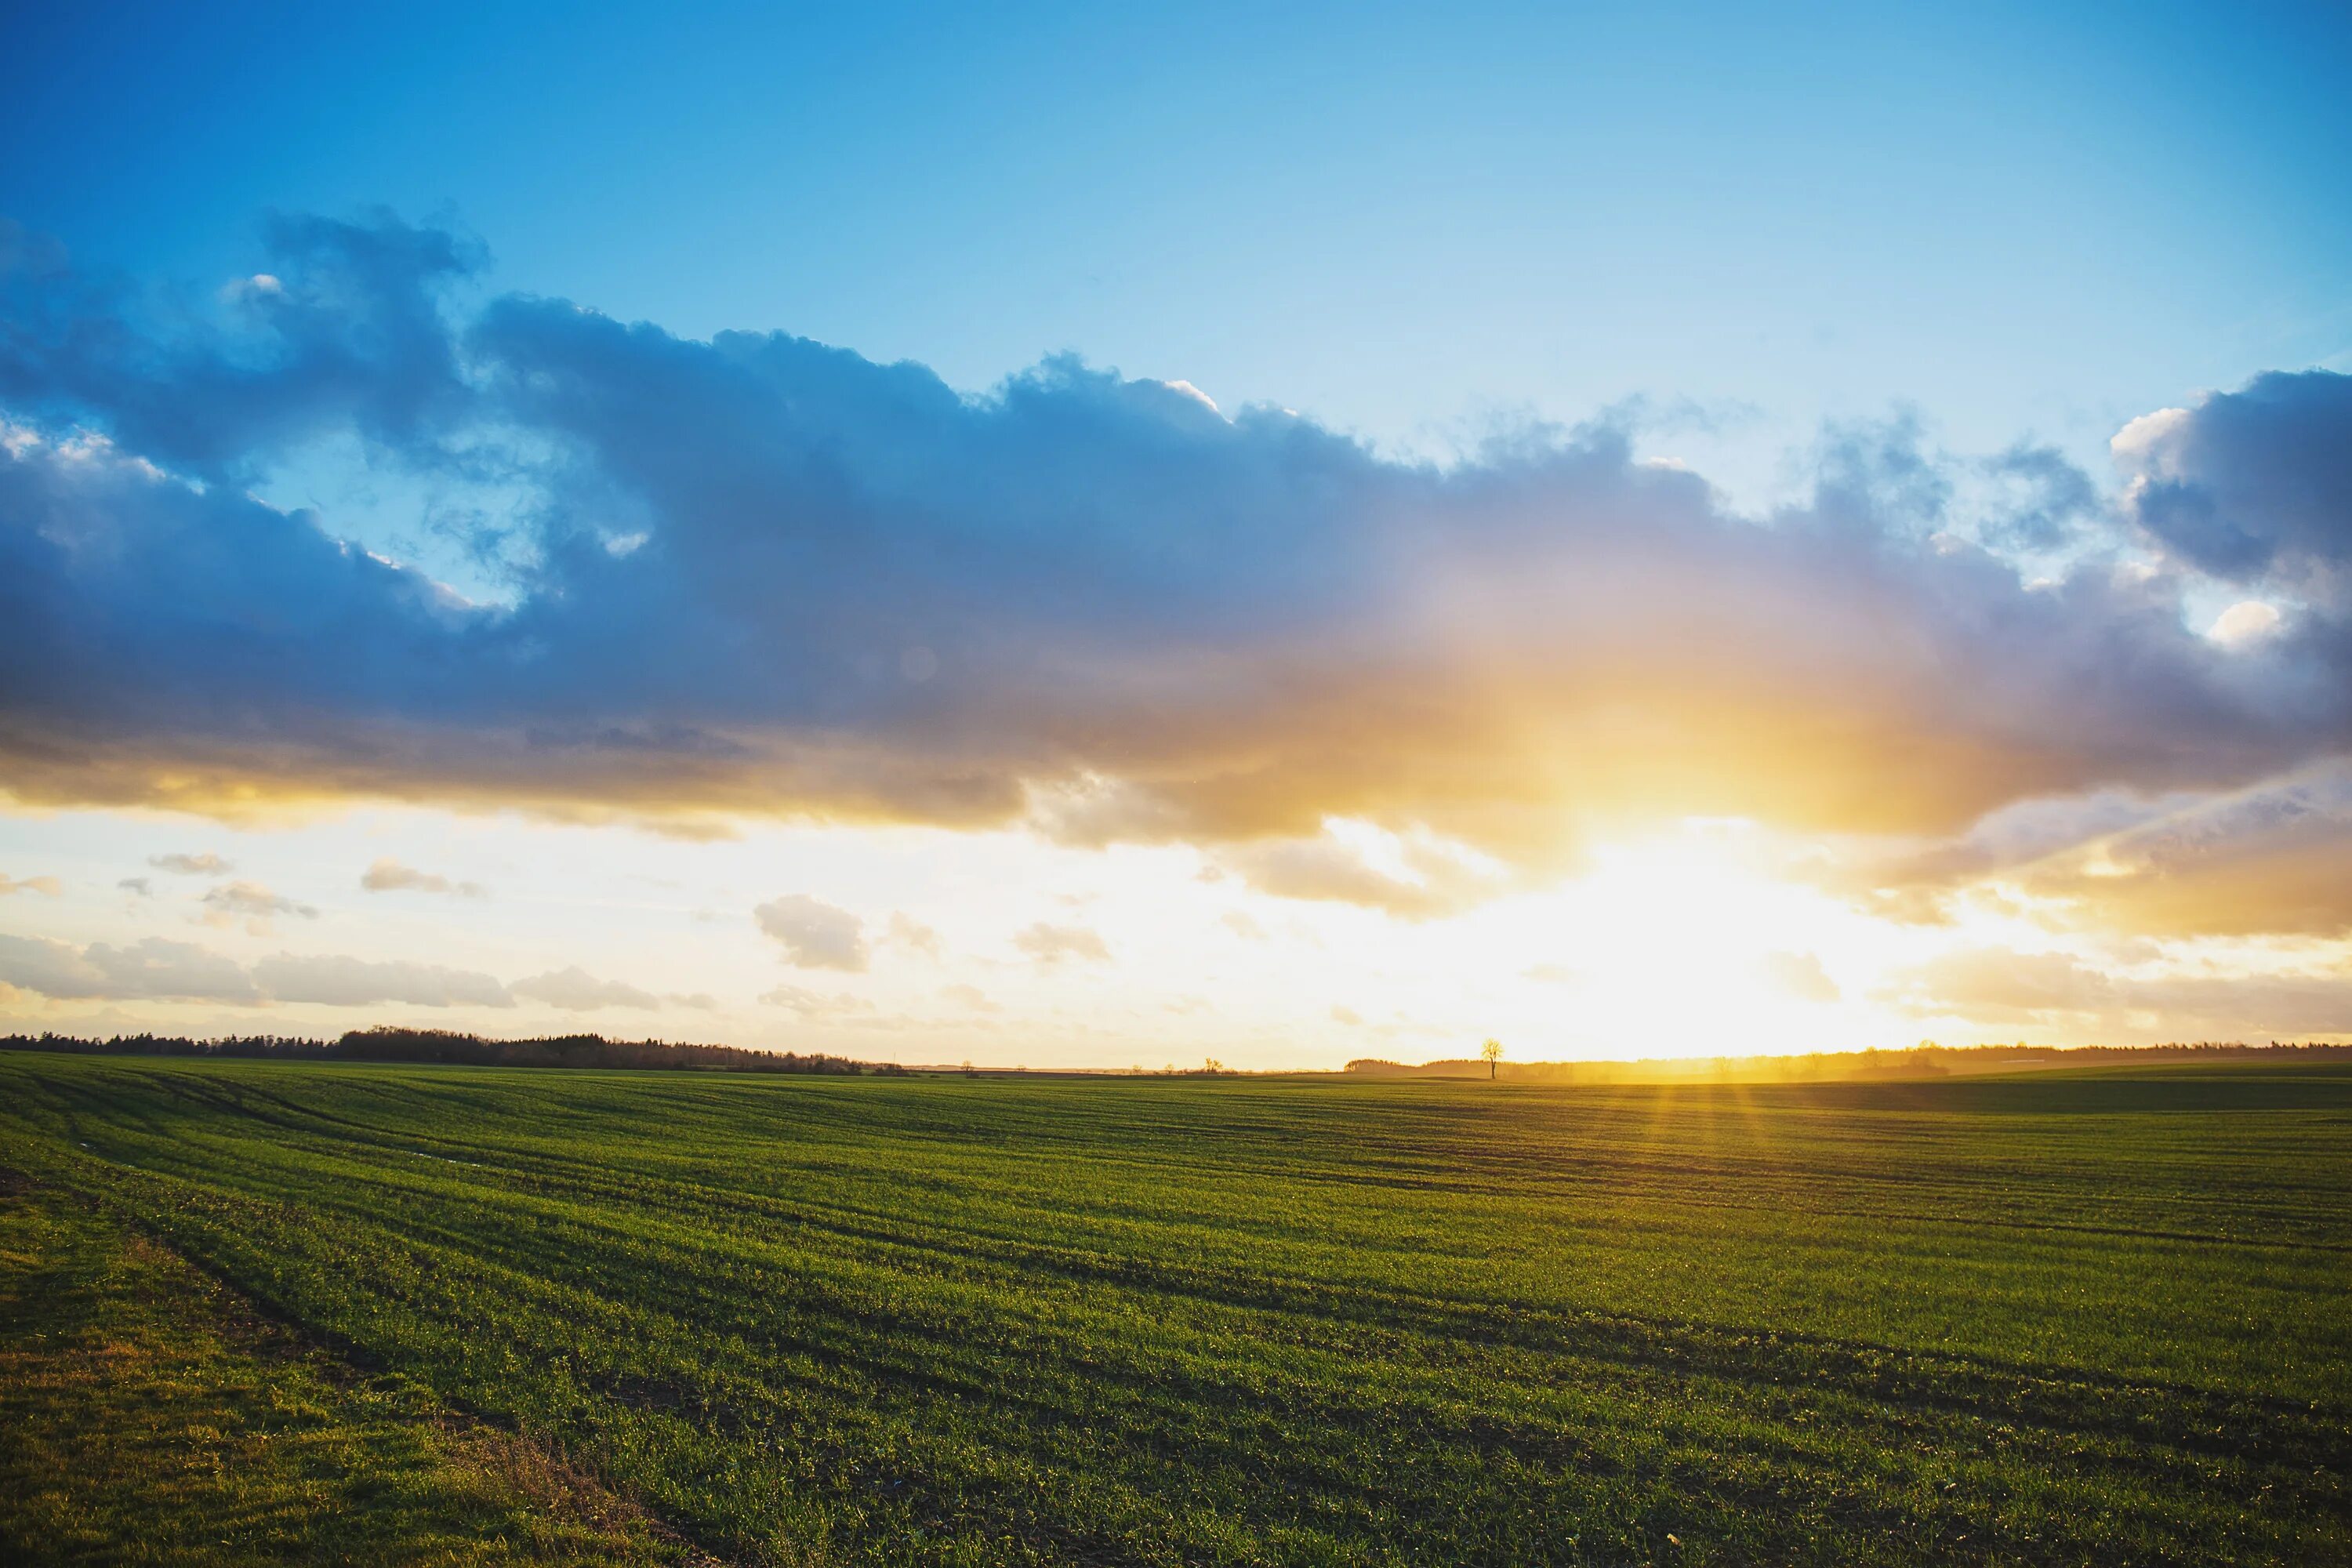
1347 1040 2352 1083
6 1030 2347 1081
0 1027 898 1075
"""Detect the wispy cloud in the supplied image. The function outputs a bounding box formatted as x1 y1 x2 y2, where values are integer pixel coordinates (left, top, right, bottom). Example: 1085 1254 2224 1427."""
884 912 943 960
361 857 485 898
201 880 318 924
1014 922 1112 967
151 852 232 876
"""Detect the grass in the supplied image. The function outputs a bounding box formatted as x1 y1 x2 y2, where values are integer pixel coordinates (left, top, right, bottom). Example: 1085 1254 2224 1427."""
1 1053 2347 1566
0 1169 701 1565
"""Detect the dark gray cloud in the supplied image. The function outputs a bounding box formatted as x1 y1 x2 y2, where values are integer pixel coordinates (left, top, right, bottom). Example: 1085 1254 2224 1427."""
0 211 477 481
1978 442 2103 553
4 216 2351 907
2119 371 2352 592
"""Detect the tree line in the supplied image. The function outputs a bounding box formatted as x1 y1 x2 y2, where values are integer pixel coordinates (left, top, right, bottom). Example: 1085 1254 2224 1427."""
0 1026 899 1075
1346 1039 2352 1083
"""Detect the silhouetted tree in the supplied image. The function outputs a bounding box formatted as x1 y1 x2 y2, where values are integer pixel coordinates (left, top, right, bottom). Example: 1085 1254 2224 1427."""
1481 1038 1503 1080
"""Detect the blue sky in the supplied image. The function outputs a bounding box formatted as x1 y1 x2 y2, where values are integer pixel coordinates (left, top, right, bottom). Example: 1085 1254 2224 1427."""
8 1 2347 486
3 2 2350 1062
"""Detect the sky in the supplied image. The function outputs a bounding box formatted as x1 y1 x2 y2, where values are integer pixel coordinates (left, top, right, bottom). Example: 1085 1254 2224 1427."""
2 2 2350 1065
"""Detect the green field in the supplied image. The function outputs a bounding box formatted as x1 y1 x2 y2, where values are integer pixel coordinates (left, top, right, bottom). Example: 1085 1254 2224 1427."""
2 1054 2347 1566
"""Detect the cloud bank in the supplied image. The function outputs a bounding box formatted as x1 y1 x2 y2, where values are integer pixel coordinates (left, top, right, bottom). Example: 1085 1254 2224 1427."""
0 931 663 1012
4 215 2351 931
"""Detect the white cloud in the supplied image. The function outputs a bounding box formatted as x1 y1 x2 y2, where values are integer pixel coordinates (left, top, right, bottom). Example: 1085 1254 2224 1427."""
754 895 869 971
884 911 943 960
250 952 512 1008
1762 950 1841 1004
510 966 661 1011
1014 922 1112 966
0 934 260 1004
760 985 874 1018
939 982 1000 1013
2207 600 2281 646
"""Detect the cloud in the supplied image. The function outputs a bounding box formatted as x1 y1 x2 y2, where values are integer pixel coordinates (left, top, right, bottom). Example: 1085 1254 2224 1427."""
151 852 232 875
1975 442 2103 553
1014 922 1111 965
2116 971 2352 1036
0 873 60 896
1762 950 1840 1004
250 952 511 1007
117 877 151 897
3 216 2351 920
760 984 874 1018
2012 764 2352 937
939 982 1000 1013
1219 832 1508 920
1882 947 2116 1023
2118 370 2352 591
510 966 661 1011
884 911 942 960
2208 600 2281 647
361 857 485 897
0 934 261 1003
753 895 868 971
0 931 544 1010
201 880 318 921
0 210 477 480
1219 909 1267 940
1883 945 2352 1036
1330 1004 1363 1025
1842 761 2352 939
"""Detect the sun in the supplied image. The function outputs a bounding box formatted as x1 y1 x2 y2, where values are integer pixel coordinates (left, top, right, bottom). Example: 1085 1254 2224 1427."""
1473 822 1921 1061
